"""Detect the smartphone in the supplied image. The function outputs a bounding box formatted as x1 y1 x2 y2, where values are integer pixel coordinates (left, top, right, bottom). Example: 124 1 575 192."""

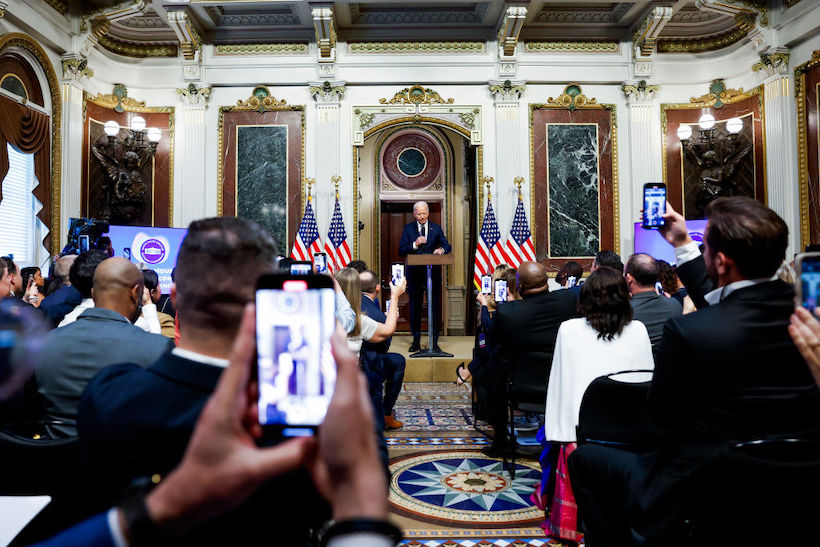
642 183 667 230
655 281 664 295
481 274 492 295
78 235 90 253
123 247 132 261
567 276 577 288
385 299 390 314
313 253 328 274
391 262 405 284
255 274 336 432
796 252 820 312
290 261 313 275
495 279 508 303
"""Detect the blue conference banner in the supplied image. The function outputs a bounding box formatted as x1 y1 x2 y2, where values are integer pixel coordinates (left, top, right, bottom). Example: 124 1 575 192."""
106 225 188 293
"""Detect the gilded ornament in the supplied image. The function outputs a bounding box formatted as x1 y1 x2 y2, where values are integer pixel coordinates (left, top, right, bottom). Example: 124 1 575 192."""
525 41 618 53
348 41 483 54
621 80 659 102
236 86 287 113
90 83 147 113
43 0 68 15
359 112 375 129
546 84 598 112
658 28 748 53
458 112 475 128
379 85 454 105
689 79 744 108
96 33 177 58
793 50 820 247
177 83 211 106
214 43 308 56
488 80 526 101
62 58 95 80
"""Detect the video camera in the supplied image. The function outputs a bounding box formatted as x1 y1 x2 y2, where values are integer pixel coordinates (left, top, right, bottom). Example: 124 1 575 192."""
61 218 110 256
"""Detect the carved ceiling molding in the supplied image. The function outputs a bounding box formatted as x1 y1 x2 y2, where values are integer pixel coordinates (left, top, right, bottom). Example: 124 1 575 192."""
348 41 484 54
61 56 94 83
497 6 526 57
380 85 453 105
670 8 724 24
166 10 202 62
348 2 490 25
96 32 177 58
533 3 631 24
43 0 68 15
695 0 766 28
658 27 748 53
312 7 336 60
351 104 483 146
632 6 674 57
213 43 309 56
752 50 790 78
525 41 618 54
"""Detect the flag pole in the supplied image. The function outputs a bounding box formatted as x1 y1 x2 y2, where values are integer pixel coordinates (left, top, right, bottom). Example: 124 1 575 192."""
305 177 315 202
514 176 524 199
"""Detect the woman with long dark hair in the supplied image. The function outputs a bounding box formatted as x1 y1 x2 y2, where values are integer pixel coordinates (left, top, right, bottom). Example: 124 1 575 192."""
540 266 653 542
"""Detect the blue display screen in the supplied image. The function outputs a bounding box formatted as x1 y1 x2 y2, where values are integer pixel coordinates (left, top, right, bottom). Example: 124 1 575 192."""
801 256 820 312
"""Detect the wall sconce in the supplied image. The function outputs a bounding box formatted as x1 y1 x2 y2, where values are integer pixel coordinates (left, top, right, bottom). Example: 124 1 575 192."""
102 116 161 152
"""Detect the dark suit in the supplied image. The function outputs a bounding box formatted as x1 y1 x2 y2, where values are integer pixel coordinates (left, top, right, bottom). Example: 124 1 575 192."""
569 275 820 544
78 352 330 544
398 221 451 342
629 290 682 359
361 294 406 417
39 285 82 326
482 289 578 439
676 254 713 309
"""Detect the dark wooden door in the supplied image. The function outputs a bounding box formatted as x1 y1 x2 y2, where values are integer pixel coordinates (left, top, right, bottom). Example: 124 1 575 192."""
379 201 442 333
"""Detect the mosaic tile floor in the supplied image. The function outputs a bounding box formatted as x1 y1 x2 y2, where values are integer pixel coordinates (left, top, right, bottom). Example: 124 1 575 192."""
387 383 574 546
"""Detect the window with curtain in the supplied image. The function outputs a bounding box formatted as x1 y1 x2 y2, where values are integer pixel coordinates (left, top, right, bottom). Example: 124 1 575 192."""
0 143 36 265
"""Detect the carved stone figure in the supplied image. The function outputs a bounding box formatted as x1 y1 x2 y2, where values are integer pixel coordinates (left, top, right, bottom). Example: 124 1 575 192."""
91 138 151 225
684 139 752 217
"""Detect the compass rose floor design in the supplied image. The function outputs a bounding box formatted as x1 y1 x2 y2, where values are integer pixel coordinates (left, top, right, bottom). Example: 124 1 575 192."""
389 450 543 527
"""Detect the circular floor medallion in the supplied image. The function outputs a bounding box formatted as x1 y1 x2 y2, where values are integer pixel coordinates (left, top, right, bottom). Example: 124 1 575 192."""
389 450 543 527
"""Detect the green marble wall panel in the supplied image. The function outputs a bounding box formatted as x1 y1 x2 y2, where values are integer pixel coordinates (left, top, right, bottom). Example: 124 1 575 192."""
546 123 599 257
236 125 288 248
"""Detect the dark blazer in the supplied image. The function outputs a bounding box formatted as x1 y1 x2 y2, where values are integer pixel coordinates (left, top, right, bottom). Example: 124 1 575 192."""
39 285 82 326
361 294 390 353
398 221 451 256
629 291 682 349
493 288 578 360
35 308 172 437
78 352 330 544
637 277 820 529
676 254 713 309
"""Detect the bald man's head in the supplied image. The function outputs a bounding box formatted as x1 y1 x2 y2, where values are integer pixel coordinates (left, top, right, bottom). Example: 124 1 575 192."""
517 261 549 297
92 257 144 323
54 254 77 282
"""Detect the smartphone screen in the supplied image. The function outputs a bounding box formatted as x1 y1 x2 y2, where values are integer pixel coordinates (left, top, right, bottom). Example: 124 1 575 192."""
495 279 508 302
313 253 327 273
797 253 820 312
391 263 404 284
290 261 313 275
79 235 90 253
481 274 492 295
642 183 667 230
124 247 132 261
256 275 336 430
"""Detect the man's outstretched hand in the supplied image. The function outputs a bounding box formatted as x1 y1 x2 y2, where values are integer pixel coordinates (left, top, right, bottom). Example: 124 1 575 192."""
790 306 820 390
658 201 693 248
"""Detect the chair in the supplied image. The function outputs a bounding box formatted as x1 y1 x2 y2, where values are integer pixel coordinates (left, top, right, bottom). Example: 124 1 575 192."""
0 421 90 545
680 438 820 545
504 351 552 479
576 370 666 451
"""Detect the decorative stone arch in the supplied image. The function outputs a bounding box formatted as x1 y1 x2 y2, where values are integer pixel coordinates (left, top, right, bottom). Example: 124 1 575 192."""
0 33 62 255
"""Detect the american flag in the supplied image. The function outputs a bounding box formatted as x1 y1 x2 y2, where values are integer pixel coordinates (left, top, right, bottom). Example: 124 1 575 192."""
473 197 508 289
290 198 323 262
505 194 536 268
324 194 351 273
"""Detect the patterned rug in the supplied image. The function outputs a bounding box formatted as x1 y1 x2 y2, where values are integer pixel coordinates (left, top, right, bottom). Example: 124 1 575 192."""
390 450 543 528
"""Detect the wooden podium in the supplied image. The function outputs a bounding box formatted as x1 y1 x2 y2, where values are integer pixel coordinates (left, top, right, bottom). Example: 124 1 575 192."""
405 253 455 358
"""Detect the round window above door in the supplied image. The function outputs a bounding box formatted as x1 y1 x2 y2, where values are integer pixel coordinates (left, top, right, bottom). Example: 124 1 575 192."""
382 132 441 191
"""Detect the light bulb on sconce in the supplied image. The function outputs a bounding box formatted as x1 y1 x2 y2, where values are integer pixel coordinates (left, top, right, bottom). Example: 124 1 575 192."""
676 124 692 141
131 115 147 132
726 117 743 134
698 114 715 130
146 127 161 152
103 120 120 142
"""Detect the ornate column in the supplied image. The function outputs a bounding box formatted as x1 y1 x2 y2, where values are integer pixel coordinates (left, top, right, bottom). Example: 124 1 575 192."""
488 79 526 234
622 80 661 195
174 84 211 228
310 82 345 245
60 57 93 249
753 50 800 254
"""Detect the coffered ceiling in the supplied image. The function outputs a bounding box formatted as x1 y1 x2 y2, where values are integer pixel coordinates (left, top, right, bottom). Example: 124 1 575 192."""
70 0 776 58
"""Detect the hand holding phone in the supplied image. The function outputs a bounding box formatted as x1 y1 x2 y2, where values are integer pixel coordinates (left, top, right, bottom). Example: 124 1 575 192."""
480 275 492 295
495 279 508 303
391 263 405 285
642 183 667 230
796 252 820 313
313 253 328 274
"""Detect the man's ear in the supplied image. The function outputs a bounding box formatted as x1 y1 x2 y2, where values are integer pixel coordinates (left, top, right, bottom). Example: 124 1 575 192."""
131 283 141 304
715 251 732 277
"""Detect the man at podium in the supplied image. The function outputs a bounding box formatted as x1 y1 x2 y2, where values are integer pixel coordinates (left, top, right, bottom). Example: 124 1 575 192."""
399 201 451 352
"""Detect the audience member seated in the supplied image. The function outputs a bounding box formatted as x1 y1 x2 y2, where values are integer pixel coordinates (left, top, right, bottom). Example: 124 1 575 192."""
657 259 695 313
78 217 334 544
40 254 81 325
541 266 654 542
482 261 577 457
624 253 682 359
58 251 109 327
359 269 407 430
141 269 175 338
555 260 583 289
35 308 399 547
34 257 173 438
568 197 820 546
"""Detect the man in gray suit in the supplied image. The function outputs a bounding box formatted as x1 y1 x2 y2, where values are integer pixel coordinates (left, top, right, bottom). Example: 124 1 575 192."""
35 257 172 437
625 253 682 359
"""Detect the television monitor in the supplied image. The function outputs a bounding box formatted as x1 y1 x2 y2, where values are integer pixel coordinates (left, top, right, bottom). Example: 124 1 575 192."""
105 225 188 293
633 220 707 265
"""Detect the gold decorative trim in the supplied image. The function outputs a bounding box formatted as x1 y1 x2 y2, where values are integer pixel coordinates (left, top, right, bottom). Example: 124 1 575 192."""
545 84 601 112
61 58 94 80
794 50 820 248
216 92 306 250
0 33 62 255
83 89 176 226
214 43 309 56
96 34 177 58
363 117 471 142
349 42 484 54
657 28 748 53
525 41 618 53
752 51 790 75
235 86 287 113
688 79 748 108
380 85 453 105
660 85 766 215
